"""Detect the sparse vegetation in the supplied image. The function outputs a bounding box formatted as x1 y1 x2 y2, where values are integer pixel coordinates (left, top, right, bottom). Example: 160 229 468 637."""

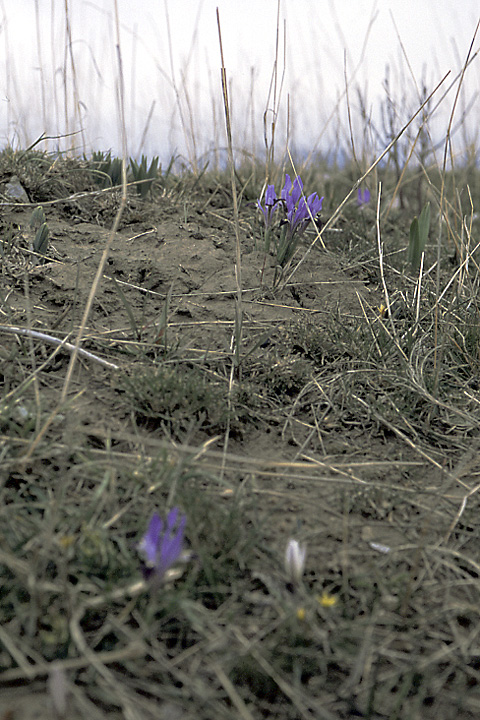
1 4 480 720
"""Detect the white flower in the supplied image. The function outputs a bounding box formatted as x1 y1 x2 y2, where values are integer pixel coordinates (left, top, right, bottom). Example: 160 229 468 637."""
285 539 307 584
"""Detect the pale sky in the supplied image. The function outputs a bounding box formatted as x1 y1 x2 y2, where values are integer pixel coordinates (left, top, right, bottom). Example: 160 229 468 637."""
1 1 479 164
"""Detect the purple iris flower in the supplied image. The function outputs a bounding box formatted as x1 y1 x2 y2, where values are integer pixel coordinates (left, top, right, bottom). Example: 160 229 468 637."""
281 174 304 214
357 188 371 206
138 508 186 583
257 184 279 230
281 174 323 238
256 174 324 274
287 196 308 233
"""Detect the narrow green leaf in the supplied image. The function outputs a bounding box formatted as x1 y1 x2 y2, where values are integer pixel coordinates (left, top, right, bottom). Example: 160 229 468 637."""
418 201 430 244
33 222 49 255
30 206 46 229
129 155 160 198
408 202 430 271
408 216 419 267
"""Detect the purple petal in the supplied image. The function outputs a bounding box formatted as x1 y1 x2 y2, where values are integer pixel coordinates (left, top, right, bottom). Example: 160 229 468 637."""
257 184 279 229
357 188 370 206
156 513 186 578
291 176 303 206
281 174 292 201
166 507 179 531
307 193 323 217
265 184 277 206
138 513 163 565
281 174 304 214
290 197 308 231
281 176 294 211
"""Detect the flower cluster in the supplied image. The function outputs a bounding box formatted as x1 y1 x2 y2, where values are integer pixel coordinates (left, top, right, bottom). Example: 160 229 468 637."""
257 174 323 274
138 507 186 584
257 174 323 235
281 174 323 241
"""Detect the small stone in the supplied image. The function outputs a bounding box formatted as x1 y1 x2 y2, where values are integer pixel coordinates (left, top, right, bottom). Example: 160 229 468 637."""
5 175 29 202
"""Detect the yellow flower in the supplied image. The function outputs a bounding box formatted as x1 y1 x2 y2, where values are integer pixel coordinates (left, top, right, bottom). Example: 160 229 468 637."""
57 534 76 549
378 304 386 317
296 607 306 621
318 591 337 608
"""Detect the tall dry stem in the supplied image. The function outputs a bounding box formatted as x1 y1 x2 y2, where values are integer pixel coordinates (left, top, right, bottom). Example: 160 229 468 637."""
433 19 480 392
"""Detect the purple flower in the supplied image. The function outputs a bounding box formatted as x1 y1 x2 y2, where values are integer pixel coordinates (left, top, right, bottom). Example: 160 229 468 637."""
307 192 323 217
281 174 304 214
257 184 279 230
281 174 323 238
357 187 371 206
256 174 324 274
287 196 308 234
138 508 186 583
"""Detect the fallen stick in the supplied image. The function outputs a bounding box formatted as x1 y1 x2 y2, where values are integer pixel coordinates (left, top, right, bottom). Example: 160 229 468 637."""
0 325 120 370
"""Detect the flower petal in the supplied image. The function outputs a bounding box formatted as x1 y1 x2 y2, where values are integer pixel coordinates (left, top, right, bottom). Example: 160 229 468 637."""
281 174 292 199
138 513 163 566
155 509 186 579
257 185 279 229
307 192 323 217
291 176 303 205
265 184 277 206
285 538 307 583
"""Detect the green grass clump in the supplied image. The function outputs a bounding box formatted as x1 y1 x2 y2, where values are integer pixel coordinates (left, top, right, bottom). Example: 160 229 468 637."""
89 150 124 189
117 363 229 436
129 155 160 199
87 152 161 197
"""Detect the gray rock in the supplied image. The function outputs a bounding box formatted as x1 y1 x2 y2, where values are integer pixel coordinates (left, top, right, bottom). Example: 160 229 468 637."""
5 175 29 202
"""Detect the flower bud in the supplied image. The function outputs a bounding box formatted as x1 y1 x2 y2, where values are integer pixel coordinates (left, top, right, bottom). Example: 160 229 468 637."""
285 539 307 584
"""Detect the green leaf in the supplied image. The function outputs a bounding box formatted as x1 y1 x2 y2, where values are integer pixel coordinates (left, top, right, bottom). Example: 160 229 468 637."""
129 155 160 198
408 201 430 271
33 222 49 255
90 152 123 188
418 201 431 240
30 206 46 229
276 225 297 268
